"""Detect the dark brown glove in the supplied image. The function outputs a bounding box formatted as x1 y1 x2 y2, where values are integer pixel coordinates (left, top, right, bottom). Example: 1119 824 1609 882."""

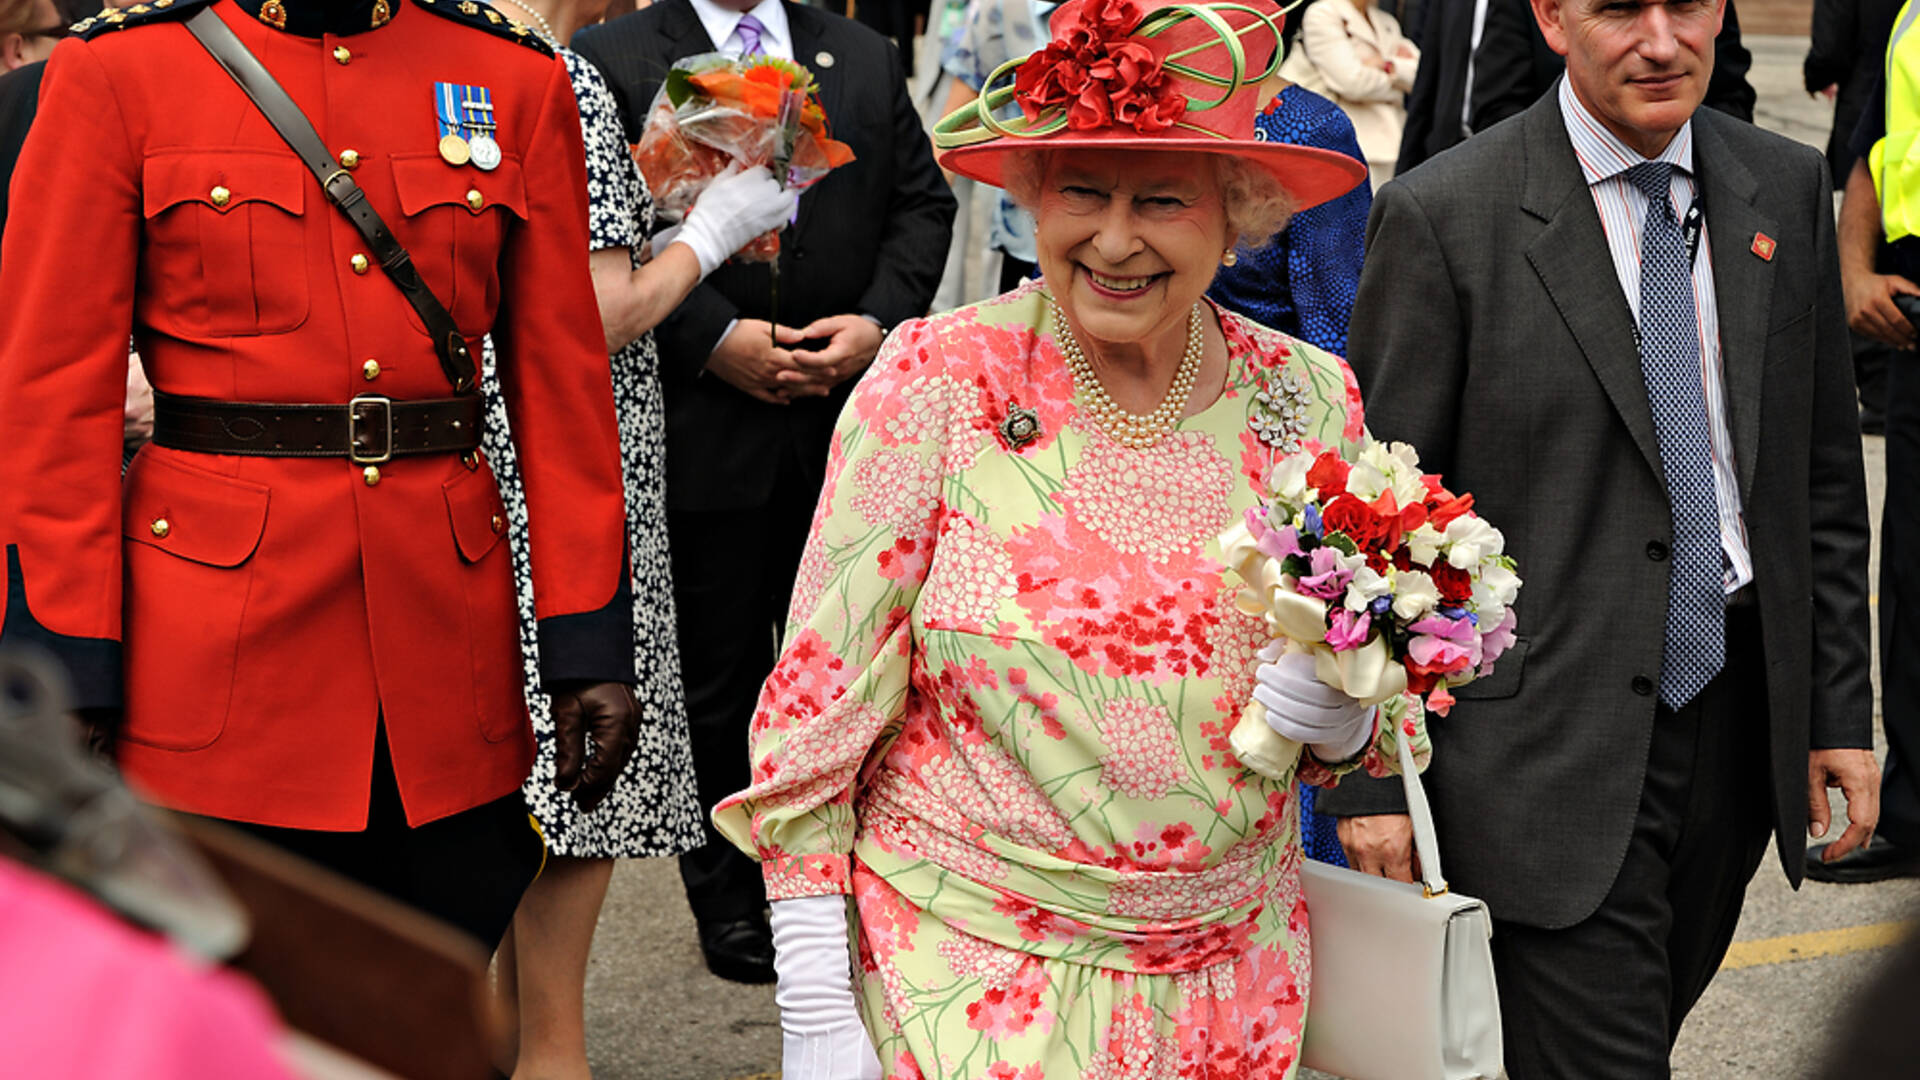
549 681 640 812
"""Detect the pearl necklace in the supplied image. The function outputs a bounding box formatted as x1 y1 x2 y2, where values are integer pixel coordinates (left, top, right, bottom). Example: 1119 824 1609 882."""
1053 301 1205 450
495 0 559 45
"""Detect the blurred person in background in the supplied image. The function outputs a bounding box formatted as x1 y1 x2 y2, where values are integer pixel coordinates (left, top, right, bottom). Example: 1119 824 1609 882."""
1806 0 1902 433
0 0 97 250
937 0 1051 293
1806 20 1920 886
1280 0 1420 188
469 0 797 1076
1393 0 1485 174
1209 78 1372 358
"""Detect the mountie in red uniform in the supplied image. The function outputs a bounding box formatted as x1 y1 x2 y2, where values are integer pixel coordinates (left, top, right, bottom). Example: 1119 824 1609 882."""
0 0 637 888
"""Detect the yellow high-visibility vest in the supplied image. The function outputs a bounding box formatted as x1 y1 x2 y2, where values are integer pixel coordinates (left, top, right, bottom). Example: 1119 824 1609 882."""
1873 0 1920 241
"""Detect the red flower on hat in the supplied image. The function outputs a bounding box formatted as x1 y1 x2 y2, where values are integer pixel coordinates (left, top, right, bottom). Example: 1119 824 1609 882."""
1014 0 1189 135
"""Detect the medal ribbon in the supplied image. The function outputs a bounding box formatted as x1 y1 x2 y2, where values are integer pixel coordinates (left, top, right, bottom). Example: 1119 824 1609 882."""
461 86 496 138
435 81 465 140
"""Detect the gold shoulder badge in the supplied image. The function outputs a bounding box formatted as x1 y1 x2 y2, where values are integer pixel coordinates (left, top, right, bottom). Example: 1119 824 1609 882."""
73 0 213 39
406 0 554 56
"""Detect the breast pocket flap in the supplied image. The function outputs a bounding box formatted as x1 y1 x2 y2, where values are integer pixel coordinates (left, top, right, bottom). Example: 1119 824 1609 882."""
1451 635 1529 702
390 154 529 220
143 151 307 219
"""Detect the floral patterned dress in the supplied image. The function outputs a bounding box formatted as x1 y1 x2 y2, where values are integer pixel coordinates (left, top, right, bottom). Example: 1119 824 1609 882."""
714 280 1427 1079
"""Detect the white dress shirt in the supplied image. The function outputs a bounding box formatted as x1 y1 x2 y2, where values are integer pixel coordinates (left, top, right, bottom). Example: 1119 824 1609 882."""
1558 78 1753 594
689 0 794 60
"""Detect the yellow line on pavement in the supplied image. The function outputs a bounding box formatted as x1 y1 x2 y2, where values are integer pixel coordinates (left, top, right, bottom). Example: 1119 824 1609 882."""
1720 921 1912 971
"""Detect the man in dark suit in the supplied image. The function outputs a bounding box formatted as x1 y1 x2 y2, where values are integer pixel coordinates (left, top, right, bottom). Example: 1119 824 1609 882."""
1394 0 1478 173
572 0 955 983
1320 0 1882 1070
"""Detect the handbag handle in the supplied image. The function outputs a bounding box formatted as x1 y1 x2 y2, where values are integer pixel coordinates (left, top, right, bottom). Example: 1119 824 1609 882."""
1394 726 1450 898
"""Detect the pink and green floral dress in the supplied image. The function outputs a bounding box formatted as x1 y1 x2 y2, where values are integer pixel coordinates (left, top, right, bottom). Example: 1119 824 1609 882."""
713 279 1427 1080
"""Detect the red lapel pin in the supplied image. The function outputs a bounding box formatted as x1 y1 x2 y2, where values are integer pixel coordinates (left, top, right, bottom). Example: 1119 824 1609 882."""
1751 232 1776 261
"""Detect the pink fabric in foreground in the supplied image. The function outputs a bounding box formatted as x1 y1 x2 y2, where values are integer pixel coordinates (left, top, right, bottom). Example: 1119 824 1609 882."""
0 856 295 1080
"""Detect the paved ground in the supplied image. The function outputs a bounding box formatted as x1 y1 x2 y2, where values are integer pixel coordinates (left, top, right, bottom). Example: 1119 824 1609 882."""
574 37 1920 1080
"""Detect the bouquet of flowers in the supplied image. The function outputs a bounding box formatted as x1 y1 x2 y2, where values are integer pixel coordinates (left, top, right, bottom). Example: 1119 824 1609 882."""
632 53 856 264
1218 438 1521 771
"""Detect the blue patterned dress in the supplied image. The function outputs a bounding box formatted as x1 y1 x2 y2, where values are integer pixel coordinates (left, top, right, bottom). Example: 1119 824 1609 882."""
1207 84 1372 864
1207 85 1372 358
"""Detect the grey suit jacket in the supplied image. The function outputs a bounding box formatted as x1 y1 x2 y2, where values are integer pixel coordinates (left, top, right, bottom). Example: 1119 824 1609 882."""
1316 92 1874 930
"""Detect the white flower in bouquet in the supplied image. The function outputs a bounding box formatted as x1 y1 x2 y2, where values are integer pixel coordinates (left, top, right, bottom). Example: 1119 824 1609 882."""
1346 440 1427 507
1390 569 1442 620
1344 563 1393 613
1405 521 1448 567
1477 557 1522 607
1442 514 1506 569
1266 453 1313 505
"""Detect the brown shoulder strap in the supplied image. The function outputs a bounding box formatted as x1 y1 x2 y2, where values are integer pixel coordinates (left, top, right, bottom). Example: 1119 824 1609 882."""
182 7 478 394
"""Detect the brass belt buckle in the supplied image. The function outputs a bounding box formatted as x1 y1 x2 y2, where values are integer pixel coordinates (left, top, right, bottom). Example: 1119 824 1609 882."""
349 394 394 464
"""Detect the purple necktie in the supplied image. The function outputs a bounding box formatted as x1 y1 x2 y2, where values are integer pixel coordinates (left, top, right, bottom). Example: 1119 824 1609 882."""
733 13 765 56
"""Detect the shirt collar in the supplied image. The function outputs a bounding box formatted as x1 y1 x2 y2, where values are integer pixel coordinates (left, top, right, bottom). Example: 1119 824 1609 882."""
687 0 789 55
1557 76 1694 186
235 0 398 37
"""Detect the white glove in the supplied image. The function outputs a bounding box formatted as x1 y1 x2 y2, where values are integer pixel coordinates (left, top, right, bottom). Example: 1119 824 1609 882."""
771 895 884 1080
1253 647 1376 762
673 164 802 278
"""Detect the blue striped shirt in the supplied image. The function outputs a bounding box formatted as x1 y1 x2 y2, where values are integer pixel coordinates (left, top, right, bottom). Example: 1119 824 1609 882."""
1558 78 1752 594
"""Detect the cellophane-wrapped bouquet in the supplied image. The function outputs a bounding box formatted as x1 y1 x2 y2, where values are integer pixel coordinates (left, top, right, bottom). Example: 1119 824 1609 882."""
632 53 855 262
1218 438 1522 771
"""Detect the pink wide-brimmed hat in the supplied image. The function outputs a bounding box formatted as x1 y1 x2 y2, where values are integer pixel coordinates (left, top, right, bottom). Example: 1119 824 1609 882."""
933 0 1367 212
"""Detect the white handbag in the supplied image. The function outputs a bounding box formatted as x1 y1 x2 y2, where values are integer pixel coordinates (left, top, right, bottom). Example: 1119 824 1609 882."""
1299 734 1504 1080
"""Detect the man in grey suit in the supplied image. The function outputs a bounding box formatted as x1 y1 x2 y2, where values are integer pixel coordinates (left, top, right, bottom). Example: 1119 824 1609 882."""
1319 0 1883 1071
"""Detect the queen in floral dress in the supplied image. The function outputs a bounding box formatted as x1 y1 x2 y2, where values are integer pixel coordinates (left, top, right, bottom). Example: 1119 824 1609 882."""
714 2 1428 1078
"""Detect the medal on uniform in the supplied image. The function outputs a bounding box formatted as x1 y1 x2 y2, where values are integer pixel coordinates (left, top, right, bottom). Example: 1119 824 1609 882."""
435 82 472 166
461 86 501 172
468 133 501 171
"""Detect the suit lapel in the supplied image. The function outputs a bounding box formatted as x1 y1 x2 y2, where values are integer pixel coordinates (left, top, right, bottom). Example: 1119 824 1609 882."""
1520 97 1665 484
785 2 840 240
660 0 718 54
1693 114 1773 501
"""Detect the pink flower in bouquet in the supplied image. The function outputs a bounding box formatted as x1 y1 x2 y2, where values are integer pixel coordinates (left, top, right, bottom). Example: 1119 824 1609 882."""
1407 613 1481 676
1294 545 1355 600
1481 607 1518 665
1243 506 1304 561
1325 607 1372 652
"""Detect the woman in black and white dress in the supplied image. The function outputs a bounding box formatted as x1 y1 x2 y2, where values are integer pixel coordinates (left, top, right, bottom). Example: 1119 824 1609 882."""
477 1 797 1075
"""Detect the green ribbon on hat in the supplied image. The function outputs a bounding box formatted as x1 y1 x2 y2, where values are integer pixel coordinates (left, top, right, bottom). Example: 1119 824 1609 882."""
931 1 1285 151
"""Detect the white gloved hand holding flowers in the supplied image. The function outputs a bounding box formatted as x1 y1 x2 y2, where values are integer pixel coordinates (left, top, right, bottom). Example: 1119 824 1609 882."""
1253 645 1377 762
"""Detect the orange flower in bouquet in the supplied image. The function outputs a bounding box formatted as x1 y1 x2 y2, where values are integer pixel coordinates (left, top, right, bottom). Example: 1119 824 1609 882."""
633 54 856 263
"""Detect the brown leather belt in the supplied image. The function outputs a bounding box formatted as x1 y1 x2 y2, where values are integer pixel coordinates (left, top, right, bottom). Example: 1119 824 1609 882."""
151 390 482 463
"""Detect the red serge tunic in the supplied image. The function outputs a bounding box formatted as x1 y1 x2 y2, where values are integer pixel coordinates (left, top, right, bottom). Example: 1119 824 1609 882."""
0 0 631 829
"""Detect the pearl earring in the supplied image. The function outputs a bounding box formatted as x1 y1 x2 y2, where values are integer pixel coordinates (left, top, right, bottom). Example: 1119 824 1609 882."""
1222 249 1239 267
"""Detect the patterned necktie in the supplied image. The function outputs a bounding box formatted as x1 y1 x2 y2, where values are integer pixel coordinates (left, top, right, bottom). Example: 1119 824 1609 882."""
733 13 766 56
1626 160 1725 709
